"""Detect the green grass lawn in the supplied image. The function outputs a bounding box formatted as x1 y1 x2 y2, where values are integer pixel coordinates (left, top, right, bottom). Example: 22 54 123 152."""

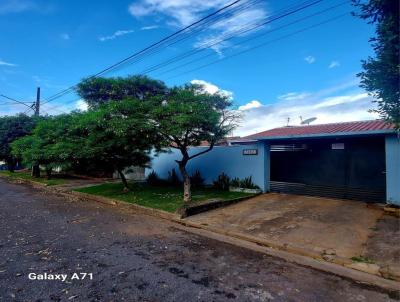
0 171 67 186
75 182 254 213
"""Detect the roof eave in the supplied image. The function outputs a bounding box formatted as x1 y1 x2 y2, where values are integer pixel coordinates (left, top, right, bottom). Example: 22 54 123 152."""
251 129 396 141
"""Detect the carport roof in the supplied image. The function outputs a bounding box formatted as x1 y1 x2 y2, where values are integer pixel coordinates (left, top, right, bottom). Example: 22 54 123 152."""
242 120 396 141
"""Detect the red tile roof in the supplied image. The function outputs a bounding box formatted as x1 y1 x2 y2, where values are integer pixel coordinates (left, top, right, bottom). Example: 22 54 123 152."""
245 120 395 139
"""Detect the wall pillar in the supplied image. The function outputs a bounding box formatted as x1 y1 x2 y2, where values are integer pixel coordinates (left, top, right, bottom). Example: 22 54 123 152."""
385 135 400 205
257 141 270 192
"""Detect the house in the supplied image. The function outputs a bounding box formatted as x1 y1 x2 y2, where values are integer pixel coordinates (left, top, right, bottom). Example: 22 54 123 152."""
147 119 400 205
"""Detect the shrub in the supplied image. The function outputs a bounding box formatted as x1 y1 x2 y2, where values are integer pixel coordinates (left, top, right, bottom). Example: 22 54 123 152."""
213 172 230 191
230 177 241 188
240 176 259 189
190 170 204 188
167 168 181 186
229 176 260 189
146 170 162 186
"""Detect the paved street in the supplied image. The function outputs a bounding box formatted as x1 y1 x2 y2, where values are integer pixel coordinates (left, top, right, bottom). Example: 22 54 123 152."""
0 179 397 302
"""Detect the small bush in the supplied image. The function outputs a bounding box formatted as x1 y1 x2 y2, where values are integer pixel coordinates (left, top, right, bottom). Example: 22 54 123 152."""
229 176 260 189
146 170 163 186
240 176 259 189
190 170 204 188
230 177 241 188
213 172 230 191
167 168 181 186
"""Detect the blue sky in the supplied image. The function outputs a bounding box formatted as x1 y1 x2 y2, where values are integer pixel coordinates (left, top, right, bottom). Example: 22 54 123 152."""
0 0 379 135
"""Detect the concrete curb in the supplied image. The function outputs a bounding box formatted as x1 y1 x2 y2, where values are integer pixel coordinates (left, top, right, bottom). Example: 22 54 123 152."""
181 193 261 217
2 176 399 293
69 190 180 221
0 174 50 188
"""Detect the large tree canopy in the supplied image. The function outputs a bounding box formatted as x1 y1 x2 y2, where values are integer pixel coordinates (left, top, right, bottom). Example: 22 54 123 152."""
76 75 168 108
11 114 79 178
11 99 163 188
0 114 37 171
353 0 400 129
149 83 240 202
69 99 163 189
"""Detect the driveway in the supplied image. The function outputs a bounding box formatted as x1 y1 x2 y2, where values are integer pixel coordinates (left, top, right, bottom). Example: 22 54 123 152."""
0 179 397 301
188 193 399 276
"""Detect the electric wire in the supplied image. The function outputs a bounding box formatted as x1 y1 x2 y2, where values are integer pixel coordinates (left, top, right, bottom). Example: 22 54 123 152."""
42 0 320 105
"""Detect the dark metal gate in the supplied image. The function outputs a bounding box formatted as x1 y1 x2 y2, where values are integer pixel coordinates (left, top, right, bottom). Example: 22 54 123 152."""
270 136 386 202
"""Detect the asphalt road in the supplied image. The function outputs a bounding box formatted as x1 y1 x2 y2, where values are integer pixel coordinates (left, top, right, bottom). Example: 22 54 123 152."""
0 179 398 302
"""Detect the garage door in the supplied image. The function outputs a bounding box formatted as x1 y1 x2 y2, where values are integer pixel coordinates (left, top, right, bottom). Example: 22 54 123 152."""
270 136 386 202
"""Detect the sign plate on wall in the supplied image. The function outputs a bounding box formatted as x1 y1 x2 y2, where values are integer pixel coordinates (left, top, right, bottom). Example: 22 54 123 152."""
331 143 345 150
243 149 258 155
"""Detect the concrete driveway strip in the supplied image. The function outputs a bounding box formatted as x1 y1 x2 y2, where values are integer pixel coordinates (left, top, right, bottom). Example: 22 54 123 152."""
0 179 398 301
188 193 385 260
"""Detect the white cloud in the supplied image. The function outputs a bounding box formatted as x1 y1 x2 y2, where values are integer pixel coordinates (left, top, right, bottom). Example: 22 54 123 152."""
190 79 233 99
60 33 70 40
234 82 379 136
238 100 262 111
76 99 88 111
0 0 35 14
329 61 340 68
141 25 159 30
129 0 228 25
278 92 310 101
99 29 135 42
0 59 17 67
304 55 315 64
128 0 267 54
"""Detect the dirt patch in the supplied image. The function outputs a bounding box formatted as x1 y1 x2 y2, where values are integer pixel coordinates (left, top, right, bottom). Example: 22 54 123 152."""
364 214 400 280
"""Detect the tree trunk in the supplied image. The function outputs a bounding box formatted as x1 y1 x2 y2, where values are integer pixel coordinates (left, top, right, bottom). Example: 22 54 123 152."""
45 167 52 179
31 165 40 178
178 162 191 203
7 159 15 172
118 169 130 192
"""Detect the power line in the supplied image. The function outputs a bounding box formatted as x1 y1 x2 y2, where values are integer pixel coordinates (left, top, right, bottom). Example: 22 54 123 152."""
41 0 246 105
166 12 350 80
41 104 68 115
106 0 318 75
42 0 321 105
43 5 346 113
0 94 33 109
41 0 323 108
138 0 331 76
154 1 349 77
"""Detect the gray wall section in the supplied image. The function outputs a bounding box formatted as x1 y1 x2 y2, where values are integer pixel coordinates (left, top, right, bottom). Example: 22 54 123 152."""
385 135 400 205
146 142 270 191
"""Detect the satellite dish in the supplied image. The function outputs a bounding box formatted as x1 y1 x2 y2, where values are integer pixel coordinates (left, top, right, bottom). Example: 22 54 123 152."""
301 117 317 125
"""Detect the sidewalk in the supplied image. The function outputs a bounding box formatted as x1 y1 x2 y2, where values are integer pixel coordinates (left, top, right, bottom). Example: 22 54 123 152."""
187 193 400 281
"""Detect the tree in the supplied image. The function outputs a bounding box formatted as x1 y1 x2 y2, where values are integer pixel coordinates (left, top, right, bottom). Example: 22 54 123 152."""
11 114 78 178
353 0 400 129
76 75 168 108
11 100 162 188
149 83 240 203
0 114 37 172
69 99 162 190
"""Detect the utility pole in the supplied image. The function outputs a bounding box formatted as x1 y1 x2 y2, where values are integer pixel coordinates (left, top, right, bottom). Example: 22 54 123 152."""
34 87 40 116
31 87 40 177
